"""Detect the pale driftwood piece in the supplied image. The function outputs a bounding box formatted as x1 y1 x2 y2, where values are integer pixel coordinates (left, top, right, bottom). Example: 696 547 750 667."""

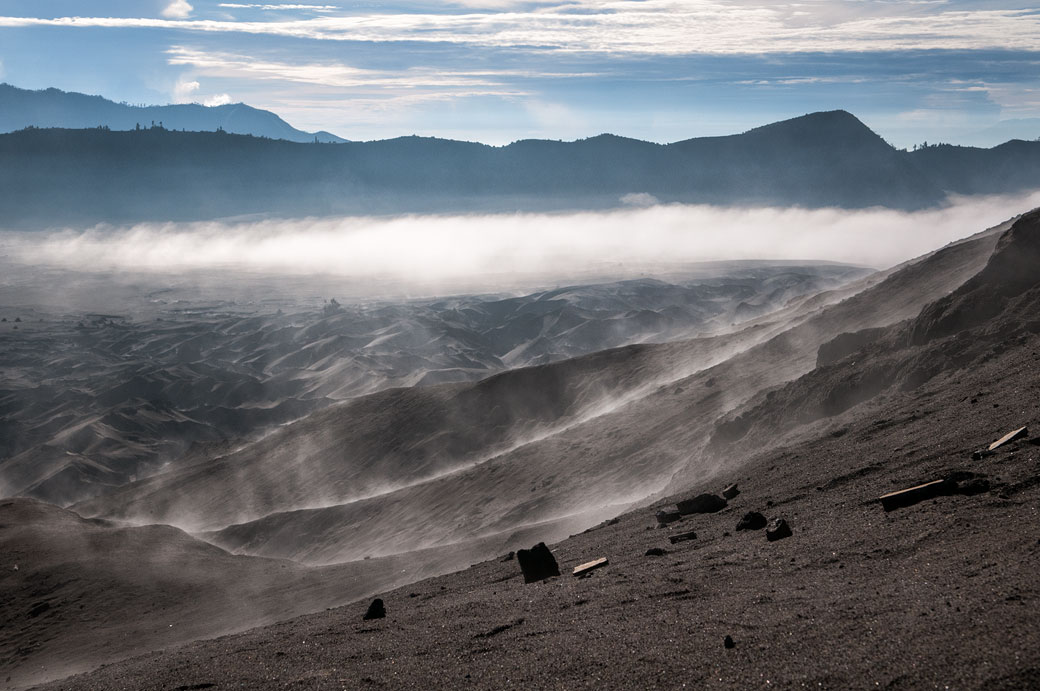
879 479 947 511
988 426 1028 451
572 557 609 577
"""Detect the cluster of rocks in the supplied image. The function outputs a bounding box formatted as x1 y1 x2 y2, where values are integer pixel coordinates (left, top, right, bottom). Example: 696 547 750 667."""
656 482 792 543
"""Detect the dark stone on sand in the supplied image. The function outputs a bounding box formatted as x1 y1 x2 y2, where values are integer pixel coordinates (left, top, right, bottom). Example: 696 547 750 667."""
676 493 727 514
722 483 740 500
500 551 515 562
645 547 667 556
955 477 991 495
363 598 385 620
765 518 792 542
972 449 994 460
736 511 767 531
517 542 560 583
668 530 698 544
656 509 682 526
724 635 736 649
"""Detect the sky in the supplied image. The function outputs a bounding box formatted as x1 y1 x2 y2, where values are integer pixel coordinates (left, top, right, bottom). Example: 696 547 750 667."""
0 1 1039 145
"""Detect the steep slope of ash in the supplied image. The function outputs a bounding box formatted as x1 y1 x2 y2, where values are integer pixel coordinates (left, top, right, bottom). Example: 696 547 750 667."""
36 224 1040 691
706 209 1040 461
77 216 1008 574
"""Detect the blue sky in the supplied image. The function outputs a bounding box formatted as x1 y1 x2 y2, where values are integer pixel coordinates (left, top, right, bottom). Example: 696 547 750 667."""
1 1 1039 145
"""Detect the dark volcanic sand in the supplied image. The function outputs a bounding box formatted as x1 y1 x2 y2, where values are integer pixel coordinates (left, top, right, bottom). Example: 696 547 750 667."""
35 327 1040 689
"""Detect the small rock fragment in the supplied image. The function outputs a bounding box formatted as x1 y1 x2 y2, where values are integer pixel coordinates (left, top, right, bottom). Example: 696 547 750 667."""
517 542 560 583
656 509 682 526
676 493 727 514
954 477 991 495
971 449 994 461
736 511 767 531
500 551 515 562
573 557 609 577
645 547 667 557
363 598 385 620
765 518 792 542
722 483 740 500
724 635 736 649
668 530 698 544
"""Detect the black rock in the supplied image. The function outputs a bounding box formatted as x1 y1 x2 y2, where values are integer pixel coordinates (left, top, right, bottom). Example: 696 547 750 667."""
516 542 560 583
971 449 994 461
736 511 767 531
765 518 792 542
676 493 727 514
656 509 682 526
500 551 515 562
955 477 991 495
724 635 736 649
668 530 698 544
722 483 740 500
363 598 385 620
645 547 667 556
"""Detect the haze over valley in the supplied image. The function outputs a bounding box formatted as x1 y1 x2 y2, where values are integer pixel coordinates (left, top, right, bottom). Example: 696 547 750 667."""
3 7 1040 683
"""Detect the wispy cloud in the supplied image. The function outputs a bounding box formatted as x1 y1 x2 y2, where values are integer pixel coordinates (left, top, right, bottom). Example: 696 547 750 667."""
1 3 1038 55
217 3 338 10
166 46 595 89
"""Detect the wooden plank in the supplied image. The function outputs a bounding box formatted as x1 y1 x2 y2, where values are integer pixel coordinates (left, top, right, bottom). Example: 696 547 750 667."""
988 426 1028 451
879 479 948 511
572 557 608 577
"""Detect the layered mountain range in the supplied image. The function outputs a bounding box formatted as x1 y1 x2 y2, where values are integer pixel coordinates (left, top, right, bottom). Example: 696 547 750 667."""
0 83 345 144
2 109 1040 228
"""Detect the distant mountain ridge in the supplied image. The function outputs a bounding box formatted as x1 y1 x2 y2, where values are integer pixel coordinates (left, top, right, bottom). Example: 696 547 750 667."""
2 108 1040 228
0 83 346 143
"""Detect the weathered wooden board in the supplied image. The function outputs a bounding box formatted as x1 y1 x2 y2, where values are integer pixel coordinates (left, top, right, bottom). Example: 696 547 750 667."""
572 557 609 577
879 479 947 511
988 426 1028 451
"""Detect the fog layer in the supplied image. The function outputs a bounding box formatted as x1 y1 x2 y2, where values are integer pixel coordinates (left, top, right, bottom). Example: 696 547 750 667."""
4 194 1038 293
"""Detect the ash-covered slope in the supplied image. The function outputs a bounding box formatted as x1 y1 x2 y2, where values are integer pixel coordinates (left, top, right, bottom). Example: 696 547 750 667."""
39 219 1040 691
705 208 1040 462
76 216 1004 570
0 497 424 690
0 266 857 507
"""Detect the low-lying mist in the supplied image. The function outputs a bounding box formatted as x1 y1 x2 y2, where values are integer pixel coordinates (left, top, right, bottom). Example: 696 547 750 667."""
5 193 1037 296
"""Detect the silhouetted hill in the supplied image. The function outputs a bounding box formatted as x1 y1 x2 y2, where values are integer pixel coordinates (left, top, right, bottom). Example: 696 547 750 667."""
0 83 345 144
2 110 1040 228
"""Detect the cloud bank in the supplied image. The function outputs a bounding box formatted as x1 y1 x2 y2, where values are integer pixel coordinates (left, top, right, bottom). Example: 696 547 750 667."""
5 195 1037 295
1 3 1038 55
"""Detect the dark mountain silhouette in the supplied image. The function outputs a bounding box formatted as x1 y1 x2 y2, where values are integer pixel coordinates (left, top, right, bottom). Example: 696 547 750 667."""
3 110 1040 228
0 83 345 144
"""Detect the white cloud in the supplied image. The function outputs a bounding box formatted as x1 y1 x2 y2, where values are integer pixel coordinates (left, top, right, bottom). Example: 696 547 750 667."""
172 78 200 102
161 0 194 19
1 3 1039 55
204 93 233 106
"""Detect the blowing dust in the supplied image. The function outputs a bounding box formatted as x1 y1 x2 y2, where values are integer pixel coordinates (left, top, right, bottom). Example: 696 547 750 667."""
4 193 1038 295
